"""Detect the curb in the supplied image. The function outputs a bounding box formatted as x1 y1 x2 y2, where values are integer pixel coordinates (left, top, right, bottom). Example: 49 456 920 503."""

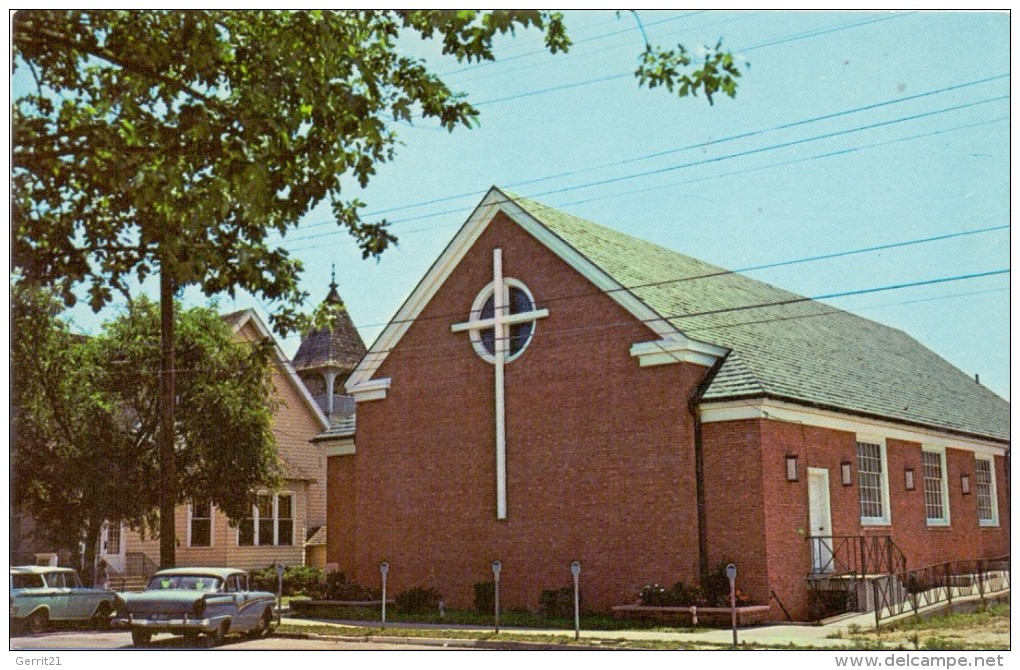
274 630 624 651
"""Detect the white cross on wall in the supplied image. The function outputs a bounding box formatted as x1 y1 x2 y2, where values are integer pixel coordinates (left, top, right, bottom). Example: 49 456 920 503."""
451 249 549 519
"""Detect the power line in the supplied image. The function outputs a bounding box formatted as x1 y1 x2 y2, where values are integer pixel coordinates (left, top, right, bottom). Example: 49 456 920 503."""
281 95 1007 249
470 11 917 107
300 73 1003 225
345 267 1008 365
307 222 1008 336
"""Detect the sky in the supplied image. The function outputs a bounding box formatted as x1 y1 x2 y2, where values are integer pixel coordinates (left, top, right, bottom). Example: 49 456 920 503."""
20 9 1012 401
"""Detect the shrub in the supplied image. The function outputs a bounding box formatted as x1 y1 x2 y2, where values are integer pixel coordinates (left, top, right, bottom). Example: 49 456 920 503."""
474 580 495 614
539 586 578 618
250 565 324 596
638 581 701 607
395 586 442 614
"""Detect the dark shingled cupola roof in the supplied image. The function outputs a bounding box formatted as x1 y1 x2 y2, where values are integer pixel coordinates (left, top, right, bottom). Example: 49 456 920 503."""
292 270 367 373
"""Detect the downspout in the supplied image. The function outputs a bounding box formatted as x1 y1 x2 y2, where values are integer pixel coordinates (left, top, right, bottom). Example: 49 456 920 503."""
689 352 729 586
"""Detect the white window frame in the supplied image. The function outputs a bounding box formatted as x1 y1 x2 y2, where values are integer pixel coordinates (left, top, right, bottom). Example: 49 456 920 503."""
856 436 891 526
974 456 999 527
187 500 214 548
237 492 294 547
467 278 540 364
921 446 951 527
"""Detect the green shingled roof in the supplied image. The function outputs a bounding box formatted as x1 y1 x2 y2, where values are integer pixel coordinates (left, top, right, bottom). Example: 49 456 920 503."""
508 191 1009 443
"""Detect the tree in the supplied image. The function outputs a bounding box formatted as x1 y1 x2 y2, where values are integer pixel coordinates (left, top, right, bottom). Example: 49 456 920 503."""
12 285 280 575
12 10 743 565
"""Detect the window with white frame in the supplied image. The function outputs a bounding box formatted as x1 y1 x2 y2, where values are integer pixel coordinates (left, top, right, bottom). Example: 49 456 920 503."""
238 493 293 547
974 457 998 526
856 440 889 524
922 449 950 525
189 499 212 547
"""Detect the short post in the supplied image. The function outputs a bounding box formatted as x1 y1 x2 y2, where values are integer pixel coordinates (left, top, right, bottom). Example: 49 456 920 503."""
492 560 502 634
379 561 389 629
275 563 284 627
726 563 738 649
570 561 581 640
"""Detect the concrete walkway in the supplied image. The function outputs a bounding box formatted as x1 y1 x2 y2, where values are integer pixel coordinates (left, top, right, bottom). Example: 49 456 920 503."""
278 589 1006 650
278 615 859 649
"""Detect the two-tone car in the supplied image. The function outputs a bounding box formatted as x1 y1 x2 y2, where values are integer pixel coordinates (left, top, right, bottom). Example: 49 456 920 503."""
113 567 275 647
10 566 117 634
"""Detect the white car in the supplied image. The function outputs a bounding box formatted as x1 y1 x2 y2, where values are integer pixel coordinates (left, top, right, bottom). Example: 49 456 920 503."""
113 567 275 647
10 566 117 634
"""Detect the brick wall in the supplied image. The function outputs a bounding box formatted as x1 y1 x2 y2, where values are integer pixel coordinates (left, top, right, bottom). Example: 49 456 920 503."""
710 418 1012 621
346 212 710 611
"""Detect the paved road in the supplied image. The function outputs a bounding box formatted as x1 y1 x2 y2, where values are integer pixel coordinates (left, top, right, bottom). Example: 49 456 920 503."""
10 629 462 651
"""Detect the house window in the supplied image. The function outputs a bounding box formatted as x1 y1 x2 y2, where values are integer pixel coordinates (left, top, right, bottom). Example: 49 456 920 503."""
238 493 293 547
922 449 950 526
856 440 889 524
189 499 212 547
974 457 998 526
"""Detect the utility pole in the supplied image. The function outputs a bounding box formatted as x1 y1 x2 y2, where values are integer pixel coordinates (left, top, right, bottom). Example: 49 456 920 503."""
159 268 177 568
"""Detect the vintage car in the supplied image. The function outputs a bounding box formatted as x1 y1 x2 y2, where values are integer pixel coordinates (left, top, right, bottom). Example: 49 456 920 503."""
113 567 275 647
10 566 117 634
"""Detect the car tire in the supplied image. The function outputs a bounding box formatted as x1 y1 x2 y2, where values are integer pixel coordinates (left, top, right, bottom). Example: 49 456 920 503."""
92 602 113 630
205 621 228 648
183 631 201 647
27 609 49 635
131 629 152 647
250 609 272 639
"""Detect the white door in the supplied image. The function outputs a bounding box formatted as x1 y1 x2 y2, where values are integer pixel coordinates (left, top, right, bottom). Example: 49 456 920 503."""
99 520 126 575
807 468 834 573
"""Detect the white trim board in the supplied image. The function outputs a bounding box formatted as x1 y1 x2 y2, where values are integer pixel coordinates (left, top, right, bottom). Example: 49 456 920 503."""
345 186 724 394
228 309 330 430
700 397 1008 457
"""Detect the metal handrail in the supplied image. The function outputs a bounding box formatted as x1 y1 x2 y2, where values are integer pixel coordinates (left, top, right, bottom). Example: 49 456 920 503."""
807 535 907 577
872 554 1010 628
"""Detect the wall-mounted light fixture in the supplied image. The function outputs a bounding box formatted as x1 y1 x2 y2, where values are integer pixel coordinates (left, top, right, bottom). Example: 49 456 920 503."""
785 455 799 482
904 468 915 491
840 461 853 486
961 474 971 495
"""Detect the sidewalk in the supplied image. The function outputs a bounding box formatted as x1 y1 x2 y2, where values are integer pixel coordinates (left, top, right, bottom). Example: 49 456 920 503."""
276 614 864 649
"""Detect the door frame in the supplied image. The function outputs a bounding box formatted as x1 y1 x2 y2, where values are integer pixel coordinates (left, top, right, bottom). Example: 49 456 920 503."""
807 467 834 573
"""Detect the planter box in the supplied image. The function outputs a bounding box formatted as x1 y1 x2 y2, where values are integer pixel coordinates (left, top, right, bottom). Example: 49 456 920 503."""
611 604 771 627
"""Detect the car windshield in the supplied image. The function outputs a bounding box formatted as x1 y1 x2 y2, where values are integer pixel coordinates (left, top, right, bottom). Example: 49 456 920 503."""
147 575 223 592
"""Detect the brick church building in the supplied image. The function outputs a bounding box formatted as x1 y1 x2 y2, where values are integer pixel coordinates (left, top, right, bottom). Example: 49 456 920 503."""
319 187 1009 621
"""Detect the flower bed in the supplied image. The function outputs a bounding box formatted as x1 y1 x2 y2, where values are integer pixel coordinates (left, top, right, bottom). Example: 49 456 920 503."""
611 603 771 627
290 598 394 617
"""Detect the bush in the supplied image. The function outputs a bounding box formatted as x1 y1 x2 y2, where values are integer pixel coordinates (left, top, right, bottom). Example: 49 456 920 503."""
318 572 379 601
474 580 495 614
395 586 442 614
638 581 701 607
249 565 325 597
539 586 578 618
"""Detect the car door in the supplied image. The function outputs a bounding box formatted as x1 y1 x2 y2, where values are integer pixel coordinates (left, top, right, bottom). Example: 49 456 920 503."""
224 574 250 629
43 572 71 620
64 571 100 619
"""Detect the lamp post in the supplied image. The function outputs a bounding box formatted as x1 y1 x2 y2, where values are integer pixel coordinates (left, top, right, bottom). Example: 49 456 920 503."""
275 563 284 626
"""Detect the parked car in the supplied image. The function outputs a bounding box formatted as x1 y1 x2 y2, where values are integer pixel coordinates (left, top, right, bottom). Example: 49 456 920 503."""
10 566 117 634
113 567 275 647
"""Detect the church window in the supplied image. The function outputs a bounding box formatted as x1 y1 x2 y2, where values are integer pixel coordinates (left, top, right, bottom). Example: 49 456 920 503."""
922 448 949 526
974 457 998 526
462 277 544 364
856 440 889 525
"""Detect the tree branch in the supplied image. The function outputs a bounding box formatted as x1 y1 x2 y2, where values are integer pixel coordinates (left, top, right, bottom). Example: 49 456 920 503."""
15 22 226 112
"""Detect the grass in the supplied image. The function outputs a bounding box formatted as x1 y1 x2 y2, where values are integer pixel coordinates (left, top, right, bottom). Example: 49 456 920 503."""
278 601 1010 651
288 601 697 632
